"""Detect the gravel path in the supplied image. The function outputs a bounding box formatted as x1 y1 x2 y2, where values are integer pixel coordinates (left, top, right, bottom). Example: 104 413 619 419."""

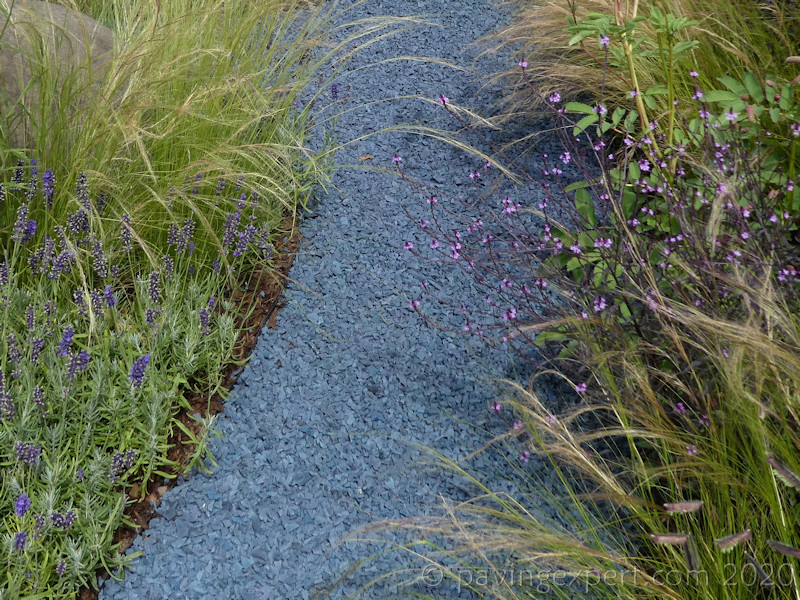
99 1 569 598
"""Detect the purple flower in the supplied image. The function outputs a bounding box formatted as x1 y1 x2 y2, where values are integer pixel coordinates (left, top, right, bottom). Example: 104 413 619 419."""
687 444 699 456
33 386 44 408
129 353 151 389
167 224 179 246
436 94 449 105
11 204 30 243
42 168 55 207
14 531 27 551
177 218 196 253
7 333 21 365
148 272 160 303
518 60 528 69
392 154 403 164
674 402 686 415
51 510 77 530
111 449 137 480
15 493 31 517
548 92 561 103
58 326 74 356
0 373 14 420
0 262 8 286
519 450 531 463
593 297 607 312
66 350 91 379
120 214 133 253
104 285 117 308
145 308 160 325
76 173 90 211
491 401 502 414
575 383 587 393
725 109 738 122
14 442 42 466
198 308 211 335
233 224 257 257
66 209 89 238
30 338 45 364
95 192 108 216
599 35 610 46
93 238 108 278
164 255 174 280
90 289 104 313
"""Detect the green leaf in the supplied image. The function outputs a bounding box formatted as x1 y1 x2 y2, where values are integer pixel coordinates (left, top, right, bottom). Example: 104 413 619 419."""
566 257 582 272
564 180 591 193
622 189 637 219
612 106 627 126
780 84 793 111
575 188 598 226
628 161 641 181
645 85 669 96
672 40 698 55
704 90 738 103
573 113 599 137
718 75 747 96
565 101 597 114
743 72 764 103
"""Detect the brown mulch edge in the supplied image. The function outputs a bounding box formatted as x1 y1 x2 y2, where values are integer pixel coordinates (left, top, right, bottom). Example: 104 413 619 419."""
77 213 302 600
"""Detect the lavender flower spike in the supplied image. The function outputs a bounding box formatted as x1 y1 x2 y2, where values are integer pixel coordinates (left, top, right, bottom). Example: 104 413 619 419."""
129 353 151 389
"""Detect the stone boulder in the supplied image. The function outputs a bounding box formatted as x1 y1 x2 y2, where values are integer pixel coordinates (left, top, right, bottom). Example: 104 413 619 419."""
0 0 115 150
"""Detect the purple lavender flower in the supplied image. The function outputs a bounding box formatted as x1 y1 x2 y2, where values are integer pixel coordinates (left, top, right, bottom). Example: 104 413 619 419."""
0 183 5 204
33 515 45 539
15 493 31 517
11 204 30 243
120 214 133 253
49 249 74 280
0 262 8 286
234 224 256 257
66 350 91 380
42 168 55 207
51 510 77 530
163 255 174 280
330 82 339 100
0 373 14 419
104 285 117 308
33 386 44 408
57 561 66 577
30 339 45 364
215 176 226 196
177 218 196 253
208 297 216 310
93 238 108 278
14 531 27 551
129 353 151 389
76 173 90 211
14 442 42 466
90 289 104 313
145 308 160 325
212 259 220 274
167 224 179 246
7 333 22 365
66 209 89 238
148 272 160 303
12 159 24 183
58 326 74 356
198 308 211 335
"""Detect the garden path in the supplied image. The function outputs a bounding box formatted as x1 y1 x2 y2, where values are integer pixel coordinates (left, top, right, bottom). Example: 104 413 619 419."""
99 0 564 598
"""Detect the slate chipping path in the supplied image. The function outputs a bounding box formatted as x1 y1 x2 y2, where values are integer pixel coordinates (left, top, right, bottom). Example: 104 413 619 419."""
99 1 569 598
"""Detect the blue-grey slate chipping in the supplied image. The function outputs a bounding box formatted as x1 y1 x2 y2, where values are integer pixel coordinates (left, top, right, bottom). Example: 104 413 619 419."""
98 0 578 598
